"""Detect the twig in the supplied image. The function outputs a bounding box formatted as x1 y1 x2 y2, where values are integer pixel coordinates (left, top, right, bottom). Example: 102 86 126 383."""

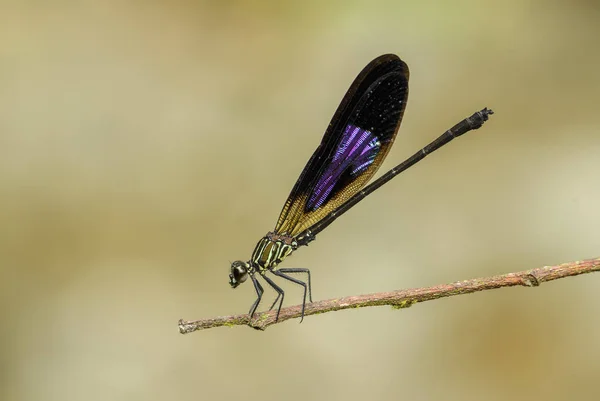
178 257 600 333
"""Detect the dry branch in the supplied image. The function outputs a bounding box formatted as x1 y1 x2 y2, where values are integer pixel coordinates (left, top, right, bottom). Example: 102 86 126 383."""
178 257 600 332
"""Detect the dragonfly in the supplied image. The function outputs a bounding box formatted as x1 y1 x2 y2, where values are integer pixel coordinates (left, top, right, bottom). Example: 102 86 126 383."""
228 54 493 322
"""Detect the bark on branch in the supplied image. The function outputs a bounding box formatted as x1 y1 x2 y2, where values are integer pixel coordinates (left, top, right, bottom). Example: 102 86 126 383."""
178 257 600 333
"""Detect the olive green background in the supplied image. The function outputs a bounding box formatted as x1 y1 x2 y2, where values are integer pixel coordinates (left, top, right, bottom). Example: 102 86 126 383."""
2 1 600 400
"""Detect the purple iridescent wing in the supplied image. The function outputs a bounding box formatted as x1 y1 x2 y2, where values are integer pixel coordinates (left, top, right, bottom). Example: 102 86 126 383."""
305 125 381 211
274 54 409 237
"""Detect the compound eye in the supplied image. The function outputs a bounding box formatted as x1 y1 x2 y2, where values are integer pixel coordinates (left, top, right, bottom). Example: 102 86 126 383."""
229 261 249 288
234 265 248 283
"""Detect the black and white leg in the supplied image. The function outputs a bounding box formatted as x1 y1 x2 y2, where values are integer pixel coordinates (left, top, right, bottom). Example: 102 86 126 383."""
277 268 313 303
261 274 285 322
271 269 310 323
268 291 282 312
248 274 264 318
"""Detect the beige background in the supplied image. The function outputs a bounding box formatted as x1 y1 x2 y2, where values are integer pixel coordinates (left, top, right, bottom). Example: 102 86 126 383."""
2 1 600 400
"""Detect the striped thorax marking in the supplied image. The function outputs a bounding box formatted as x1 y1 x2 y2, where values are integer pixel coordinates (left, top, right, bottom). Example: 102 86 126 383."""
251 232 298 271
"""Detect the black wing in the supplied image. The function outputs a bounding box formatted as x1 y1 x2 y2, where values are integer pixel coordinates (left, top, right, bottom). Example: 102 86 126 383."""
274 54 409 236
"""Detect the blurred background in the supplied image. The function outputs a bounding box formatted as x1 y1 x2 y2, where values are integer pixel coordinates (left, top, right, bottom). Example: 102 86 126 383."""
2 1 600 400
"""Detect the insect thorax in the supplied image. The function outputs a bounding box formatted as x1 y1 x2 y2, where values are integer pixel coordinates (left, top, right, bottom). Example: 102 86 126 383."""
250 232 298 271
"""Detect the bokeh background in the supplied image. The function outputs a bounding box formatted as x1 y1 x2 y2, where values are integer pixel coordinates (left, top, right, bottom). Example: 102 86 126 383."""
2 1 600 400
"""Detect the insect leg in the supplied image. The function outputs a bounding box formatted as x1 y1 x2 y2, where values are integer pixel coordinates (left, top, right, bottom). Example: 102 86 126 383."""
271 269 308 323
277 268 313 303
249 274 264 318
261 274 284 322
